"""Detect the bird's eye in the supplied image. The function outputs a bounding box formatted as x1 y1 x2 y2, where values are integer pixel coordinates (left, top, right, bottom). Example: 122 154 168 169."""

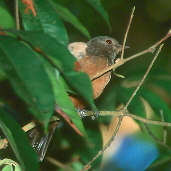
106 39 112 44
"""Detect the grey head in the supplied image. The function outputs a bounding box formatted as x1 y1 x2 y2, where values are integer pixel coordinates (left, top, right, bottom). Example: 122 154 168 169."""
86 36 123 65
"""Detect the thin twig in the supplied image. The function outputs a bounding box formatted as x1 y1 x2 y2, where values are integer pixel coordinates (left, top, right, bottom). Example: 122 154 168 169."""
120 6 135 60
84 110 171 127
91 31 171 81
160 110 167 144
46 156 75 171
144 123 171 151
124 44 164 109
15 0 20 30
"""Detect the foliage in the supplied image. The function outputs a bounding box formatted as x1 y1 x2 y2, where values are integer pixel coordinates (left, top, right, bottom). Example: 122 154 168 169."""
0 0 171 171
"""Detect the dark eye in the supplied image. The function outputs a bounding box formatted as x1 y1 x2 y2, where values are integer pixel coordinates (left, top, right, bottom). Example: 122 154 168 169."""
106 39 112 44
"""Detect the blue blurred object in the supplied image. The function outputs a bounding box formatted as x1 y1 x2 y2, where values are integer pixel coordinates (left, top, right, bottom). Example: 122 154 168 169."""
101 135 159 171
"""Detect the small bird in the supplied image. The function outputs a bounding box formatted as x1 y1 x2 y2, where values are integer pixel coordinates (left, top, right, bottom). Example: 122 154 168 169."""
28 36 127 161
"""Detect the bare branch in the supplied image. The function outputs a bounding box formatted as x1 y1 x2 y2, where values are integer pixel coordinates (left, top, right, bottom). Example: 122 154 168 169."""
15 0 20 30
160 110 167 144
144 124 171 151
83 110 171 127
120 6 135 60
46 156 74 171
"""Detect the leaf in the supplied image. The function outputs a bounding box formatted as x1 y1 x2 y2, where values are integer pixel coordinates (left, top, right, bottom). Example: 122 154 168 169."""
0 69 6 81
64 71 96 110
78 121 102 169
0 108 39 171
49 1 91 39
11 31 96 111
19 0 68 45
46 65 87 136
96 81 117 111
117 86 146 117
141 88 171 122
0 35 55 127
151 78 171 95
0 159 22 171
0 1 15 29
85 0 111 31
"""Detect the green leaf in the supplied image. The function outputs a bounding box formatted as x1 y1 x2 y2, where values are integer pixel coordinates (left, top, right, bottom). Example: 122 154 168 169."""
46 65 87 136
0 69 6 81
65 71 96 110
0 159 22 171
2 165 12 171
0 35 55 127
19 0 68 45
85 0 111 31
0 1 15 29
11 31 96 111
78 121 102 169
141 88 171 122
96 81 117 111
49 1 90 39
116 86 146 117
0 108 39 171
151 78 171 95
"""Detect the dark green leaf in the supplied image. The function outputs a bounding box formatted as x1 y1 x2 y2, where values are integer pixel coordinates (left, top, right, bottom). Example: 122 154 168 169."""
0 35 55 127
85 0 111 30
12 31 96 111
19 0 68 45
96 81 117 111
116 86 146 117
65 71 96 110
49 1 90 39
141 88 171 122
0 69 6 81
0 1 15 29
46 65 87 136
0 108 39 171
78 121 102 169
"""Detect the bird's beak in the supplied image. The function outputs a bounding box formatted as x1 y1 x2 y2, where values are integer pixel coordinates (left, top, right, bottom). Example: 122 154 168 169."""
118 45 130 53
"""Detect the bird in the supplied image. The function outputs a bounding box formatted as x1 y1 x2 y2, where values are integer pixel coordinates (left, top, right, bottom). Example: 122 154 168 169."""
69 36 127 109
28 36 127 161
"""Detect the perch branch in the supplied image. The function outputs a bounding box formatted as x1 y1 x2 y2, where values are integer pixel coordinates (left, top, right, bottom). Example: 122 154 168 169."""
15 0 20 30
120 6 135 60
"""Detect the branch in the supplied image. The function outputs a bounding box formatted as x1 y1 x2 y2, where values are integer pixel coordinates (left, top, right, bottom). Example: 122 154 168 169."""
120 6 135 60
144 123 171 151
46 156 74 171
15 0 20 30
83 110 171 127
